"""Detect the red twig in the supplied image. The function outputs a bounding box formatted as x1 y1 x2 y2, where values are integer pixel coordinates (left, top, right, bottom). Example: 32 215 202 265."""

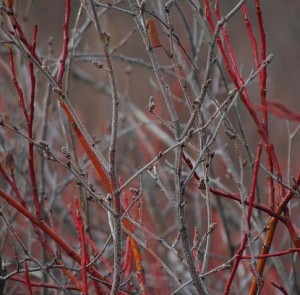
284 210 300 250
241 5 261 84
85 235 114 275
0 163 84 291
9 15 41 64
247 143 262 227
24 261 33 295
8 47 29 123
258 0 276 207
57 0 71 87
27 24 42 220
255 0 267 115
192 227 201 274
0 162 25 206
224 234 248 295
241 5 273 213
271 282 288 295
252 0 268 135
241 7 275 217
214 1 261 129
121 181 148 294
204 0 238 85
205 2 283 198
225 141 263 295
241 248 300 260
257 101 300 121
203 6 295 291
7 0 112 198
69 204 103 295
211 188 285 222
122 237 133 284
8 40 42 219
73 198 89 295
250 172 300 294
0 188 111 288
181 152 285 222
10 276 78 290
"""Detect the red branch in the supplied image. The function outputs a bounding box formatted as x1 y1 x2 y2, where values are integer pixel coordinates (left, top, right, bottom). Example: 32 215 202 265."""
224 234 248 295
0 163 84 291
201 5 298 292
121 186 149 295
73 198 89 294
255 0 267 93
9 15 41 63
247 143 262 226
205 2 284 208
8 40 42 219
241 248 300 260
24 261 33 295
27 24 42 220
204 0 238 85
85 235 114 275
181 152 285 222
10 276 78 290
121 237 133 285
241 5 261 84
57 0 71 87
250 172 300 294
257 101 300 121
8 48 29 123
0 188 112 288
271 282 288 295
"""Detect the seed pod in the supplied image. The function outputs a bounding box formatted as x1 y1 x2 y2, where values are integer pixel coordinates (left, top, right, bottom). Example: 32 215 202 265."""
146 18 162 49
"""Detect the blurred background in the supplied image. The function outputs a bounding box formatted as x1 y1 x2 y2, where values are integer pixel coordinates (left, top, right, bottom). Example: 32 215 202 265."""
9 0 299 165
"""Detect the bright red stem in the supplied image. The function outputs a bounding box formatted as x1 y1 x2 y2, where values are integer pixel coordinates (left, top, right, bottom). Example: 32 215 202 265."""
24 261 33 295
57 0 71 87
74 198 89 294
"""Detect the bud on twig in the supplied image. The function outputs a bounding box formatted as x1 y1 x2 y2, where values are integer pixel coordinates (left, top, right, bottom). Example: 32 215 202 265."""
38 140 51 160
101 32 111 46
129 187 140 195
92 60 103 69
61 146 71 159
147 96 155 112
198 178 205 190
139 0 146 13
165 0 174 13
42 59 49 71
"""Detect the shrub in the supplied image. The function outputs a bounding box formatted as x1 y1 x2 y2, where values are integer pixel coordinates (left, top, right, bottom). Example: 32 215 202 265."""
0 1 299 294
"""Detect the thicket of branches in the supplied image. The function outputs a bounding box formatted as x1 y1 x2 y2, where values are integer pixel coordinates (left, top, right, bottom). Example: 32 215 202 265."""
0 1 299 294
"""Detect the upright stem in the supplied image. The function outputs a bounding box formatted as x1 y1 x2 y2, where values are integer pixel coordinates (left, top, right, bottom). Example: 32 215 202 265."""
88 1 121 293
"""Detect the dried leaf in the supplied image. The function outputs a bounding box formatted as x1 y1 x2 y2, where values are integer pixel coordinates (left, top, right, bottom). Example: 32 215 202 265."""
146 18 162 48
4 0 14 10
5 151 15 176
